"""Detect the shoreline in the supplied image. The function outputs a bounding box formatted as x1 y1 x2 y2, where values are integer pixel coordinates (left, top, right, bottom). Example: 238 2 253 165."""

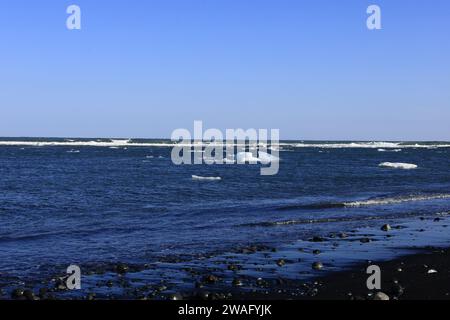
2 215 450 300
4 246 449 300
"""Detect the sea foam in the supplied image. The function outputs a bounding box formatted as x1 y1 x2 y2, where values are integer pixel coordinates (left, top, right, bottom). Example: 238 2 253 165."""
344 193 450 207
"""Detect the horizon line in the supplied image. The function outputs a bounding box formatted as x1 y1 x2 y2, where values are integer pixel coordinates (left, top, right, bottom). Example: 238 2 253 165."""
0 136 450 143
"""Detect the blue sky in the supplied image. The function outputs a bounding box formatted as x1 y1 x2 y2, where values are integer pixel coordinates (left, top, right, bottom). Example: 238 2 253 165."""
0 0 449 140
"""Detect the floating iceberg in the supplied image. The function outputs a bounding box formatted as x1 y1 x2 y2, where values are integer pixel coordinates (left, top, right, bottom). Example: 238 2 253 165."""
379 162 418 169
257 151 280 164
236 151 279 164
236 152 260 164
192 175 222 181
378 148 402 152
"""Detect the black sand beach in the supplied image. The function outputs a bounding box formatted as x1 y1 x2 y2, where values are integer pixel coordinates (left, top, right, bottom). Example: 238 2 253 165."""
4 246 450 301
3 215 450 301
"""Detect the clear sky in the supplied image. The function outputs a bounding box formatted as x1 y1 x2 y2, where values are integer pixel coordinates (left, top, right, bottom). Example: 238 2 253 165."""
0 0 449 140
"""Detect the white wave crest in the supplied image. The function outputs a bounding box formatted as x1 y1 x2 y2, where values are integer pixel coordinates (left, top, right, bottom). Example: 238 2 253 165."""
0 139 449 149
1 138 449 150
289 142 450 149
344 194 450 207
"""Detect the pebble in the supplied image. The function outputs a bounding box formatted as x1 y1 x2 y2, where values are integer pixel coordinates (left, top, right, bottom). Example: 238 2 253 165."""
197 291 210 300
312 262 323 270
38 288 48 299
256 278 268 287
310 236 325 242
203 274 219 283
55 278 67 290
391 283 404 297
169 293 183 300
227 264 240 271
116 264 129 274
11 288 24 299
156 285 168 292
210 292 226 300
373 292 390 300
276 259 286 267
23 289 37 300
232 278 243 287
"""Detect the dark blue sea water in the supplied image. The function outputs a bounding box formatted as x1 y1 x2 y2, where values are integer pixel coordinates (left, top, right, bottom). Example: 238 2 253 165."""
1 138 450 292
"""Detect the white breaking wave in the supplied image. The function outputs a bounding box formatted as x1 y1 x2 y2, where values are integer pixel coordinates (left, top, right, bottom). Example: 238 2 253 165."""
191 175 222 181
378 148 402 152
289 142 450 149
204 157 235 164
0 140 279 148
0 139 449 149
344 194 450 207
379 162 418 169
0 139 138 147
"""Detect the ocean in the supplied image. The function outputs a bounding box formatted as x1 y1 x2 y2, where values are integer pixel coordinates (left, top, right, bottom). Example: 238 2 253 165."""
1 138 449 298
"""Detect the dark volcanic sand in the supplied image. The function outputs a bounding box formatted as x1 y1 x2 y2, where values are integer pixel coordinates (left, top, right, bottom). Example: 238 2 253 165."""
312 247 450 300
232 247 450 300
